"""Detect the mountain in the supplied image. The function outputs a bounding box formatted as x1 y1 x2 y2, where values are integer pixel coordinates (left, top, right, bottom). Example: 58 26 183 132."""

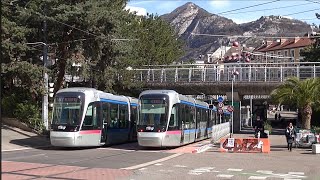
160 2 314 62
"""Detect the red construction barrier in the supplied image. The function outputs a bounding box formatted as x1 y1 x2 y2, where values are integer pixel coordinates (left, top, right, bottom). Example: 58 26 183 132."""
220 138 270 153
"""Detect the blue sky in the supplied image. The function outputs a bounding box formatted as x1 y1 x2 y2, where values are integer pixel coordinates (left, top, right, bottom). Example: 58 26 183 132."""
127 0 320 25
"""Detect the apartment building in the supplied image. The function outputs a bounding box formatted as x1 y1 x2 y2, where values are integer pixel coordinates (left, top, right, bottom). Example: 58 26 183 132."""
253 37 314 63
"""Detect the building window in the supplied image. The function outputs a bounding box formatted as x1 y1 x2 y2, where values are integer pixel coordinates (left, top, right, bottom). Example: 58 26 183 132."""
290 49 294 57
284 50 288 57
270 52 274 59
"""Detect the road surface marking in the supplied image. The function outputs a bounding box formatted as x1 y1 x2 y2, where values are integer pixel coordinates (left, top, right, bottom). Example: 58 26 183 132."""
256 170 273 174
188 172 202 175
284 179 301 180
217 174 234 178
248 176 267 179
288 172 305 175
2 147 32 152
174 165 187 168
139 168 147 171
98 148 135 152
154 163 162 166
227 168 243 171
121 153 182 170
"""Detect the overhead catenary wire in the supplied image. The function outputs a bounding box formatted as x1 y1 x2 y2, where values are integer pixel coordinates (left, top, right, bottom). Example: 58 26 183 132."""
190 33 320 39
220 2 313 15
217 0 280 15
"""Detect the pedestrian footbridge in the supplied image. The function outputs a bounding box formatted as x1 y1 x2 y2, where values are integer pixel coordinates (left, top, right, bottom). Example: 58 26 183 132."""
131 62 320 95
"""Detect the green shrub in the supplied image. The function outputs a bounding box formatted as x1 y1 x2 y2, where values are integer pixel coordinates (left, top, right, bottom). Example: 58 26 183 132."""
264 120 273 134
1 94 19 117
13 102 44 132
14 103 40 122
312 126 320 134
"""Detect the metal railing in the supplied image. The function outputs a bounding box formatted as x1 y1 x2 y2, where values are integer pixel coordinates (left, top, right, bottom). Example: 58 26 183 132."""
132 62 320 83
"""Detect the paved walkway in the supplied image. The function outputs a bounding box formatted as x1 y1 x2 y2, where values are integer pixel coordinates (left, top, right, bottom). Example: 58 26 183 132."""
2 125 51 152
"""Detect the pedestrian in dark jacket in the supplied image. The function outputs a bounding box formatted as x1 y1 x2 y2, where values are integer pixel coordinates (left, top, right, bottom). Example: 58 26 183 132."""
285 122 296 151
254 116 264 138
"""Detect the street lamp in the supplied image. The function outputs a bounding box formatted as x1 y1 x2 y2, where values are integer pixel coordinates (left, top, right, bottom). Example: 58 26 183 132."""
26 42 49 131
230 69 239 137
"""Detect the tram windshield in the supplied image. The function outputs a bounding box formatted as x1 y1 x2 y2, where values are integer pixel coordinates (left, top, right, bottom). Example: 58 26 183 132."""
52 96 83 126
138 98 168 131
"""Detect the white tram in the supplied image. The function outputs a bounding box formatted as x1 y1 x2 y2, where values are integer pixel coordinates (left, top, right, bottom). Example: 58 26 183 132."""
50 88 138 147
137 90 223 147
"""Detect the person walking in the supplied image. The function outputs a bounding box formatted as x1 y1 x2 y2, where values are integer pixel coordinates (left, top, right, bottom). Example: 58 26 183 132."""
285 122 296 151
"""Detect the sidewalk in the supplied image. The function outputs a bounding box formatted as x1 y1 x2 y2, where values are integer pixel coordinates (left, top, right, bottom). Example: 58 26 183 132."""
1 125 51 152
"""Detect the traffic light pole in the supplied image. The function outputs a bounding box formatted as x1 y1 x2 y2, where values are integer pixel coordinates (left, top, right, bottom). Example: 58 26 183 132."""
42 12 49 130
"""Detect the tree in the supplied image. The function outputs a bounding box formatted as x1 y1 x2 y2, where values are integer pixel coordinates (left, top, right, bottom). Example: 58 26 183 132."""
271 77 320 129
300 36 320 62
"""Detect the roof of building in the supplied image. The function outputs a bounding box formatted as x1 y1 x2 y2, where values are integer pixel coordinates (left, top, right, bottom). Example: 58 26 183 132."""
281 38 313 49
267 39 295 51
256 42 280 52
254 37 313 52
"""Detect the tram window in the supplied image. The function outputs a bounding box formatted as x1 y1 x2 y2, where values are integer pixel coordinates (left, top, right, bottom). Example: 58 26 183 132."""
168 105 179 130
110 103 119 128
183 105 189 129
102 103 109 124
83 102 101 129
189 106 195 129
119 104 128 128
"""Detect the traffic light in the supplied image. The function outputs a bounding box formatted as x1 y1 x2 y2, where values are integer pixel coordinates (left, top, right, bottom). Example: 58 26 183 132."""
49 82 54 98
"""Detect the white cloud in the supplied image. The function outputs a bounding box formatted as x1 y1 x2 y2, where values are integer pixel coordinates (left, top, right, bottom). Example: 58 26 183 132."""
209 0 230 8
125 5 147 16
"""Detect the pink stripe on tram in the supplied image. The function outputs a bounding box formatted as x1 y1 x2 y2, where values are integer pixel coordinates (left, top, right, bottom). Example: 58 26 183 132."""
166 130 182 135
79 130 101 134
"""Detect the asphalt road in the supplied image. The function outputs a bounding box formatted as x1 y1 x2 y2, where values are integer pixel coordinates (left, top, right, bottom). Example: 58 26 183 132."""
2 143 173 169
128 147 320 180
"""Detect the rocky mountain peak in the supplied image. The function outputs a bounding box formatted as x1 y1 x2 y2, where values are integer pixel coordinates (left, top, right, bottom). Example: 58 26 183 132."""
160 3 314 61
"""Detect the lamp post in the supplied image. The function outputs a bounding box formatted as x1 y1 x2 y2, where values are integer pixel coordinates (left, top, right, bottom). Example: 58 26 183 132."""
231 70 239 137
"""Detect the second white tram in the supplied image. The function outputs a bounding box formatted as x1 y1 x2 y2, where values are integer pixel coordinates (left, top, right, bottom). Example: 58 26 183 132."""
137 90 225 147
50 87 138 147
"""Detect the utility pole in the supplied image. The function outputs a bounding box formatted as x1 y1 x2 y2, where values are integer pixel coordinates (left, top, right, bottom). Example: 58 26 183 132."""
42 8 49 131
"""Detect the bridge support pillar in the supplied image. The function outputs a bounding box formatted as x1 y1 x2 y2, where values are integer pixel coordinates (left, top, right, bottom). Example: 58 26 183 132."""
233 102 241 133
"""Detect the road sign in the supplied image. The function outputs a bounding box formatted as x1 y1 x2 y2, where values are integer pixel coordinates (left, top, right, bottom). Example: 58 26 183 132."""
218 108 224 114
227 106 234 112
218 102 224 108
217 96 224 103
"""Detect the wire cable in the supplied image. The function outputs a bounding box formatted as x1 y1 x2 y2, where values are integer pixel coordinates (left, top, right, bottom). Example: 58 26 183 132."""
217 0 280 15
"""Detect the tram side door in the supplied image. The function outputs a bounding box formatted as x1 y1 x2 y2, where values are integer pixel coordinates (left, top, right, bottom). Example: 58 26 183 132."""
182 105 190 144
100 102 109 144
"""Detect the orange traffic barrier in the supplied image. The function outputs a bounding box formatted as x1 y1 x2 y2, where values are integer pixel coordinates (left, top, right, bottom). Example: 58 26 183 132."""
220 138 270 153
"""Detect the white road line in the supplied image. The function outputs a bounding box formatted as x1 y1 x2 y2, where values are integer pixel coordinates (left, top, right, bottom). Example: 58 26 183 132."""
98 148 136 152
139 168 147 171
288 172 305 175
188 172 202 175
121 153 183 170
174 165 187 168
217 174 234 178
227 168 243 171
284 179 302 180
248 176 267 179
154 163 162 166
256 170 273 174
2 147 32 152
